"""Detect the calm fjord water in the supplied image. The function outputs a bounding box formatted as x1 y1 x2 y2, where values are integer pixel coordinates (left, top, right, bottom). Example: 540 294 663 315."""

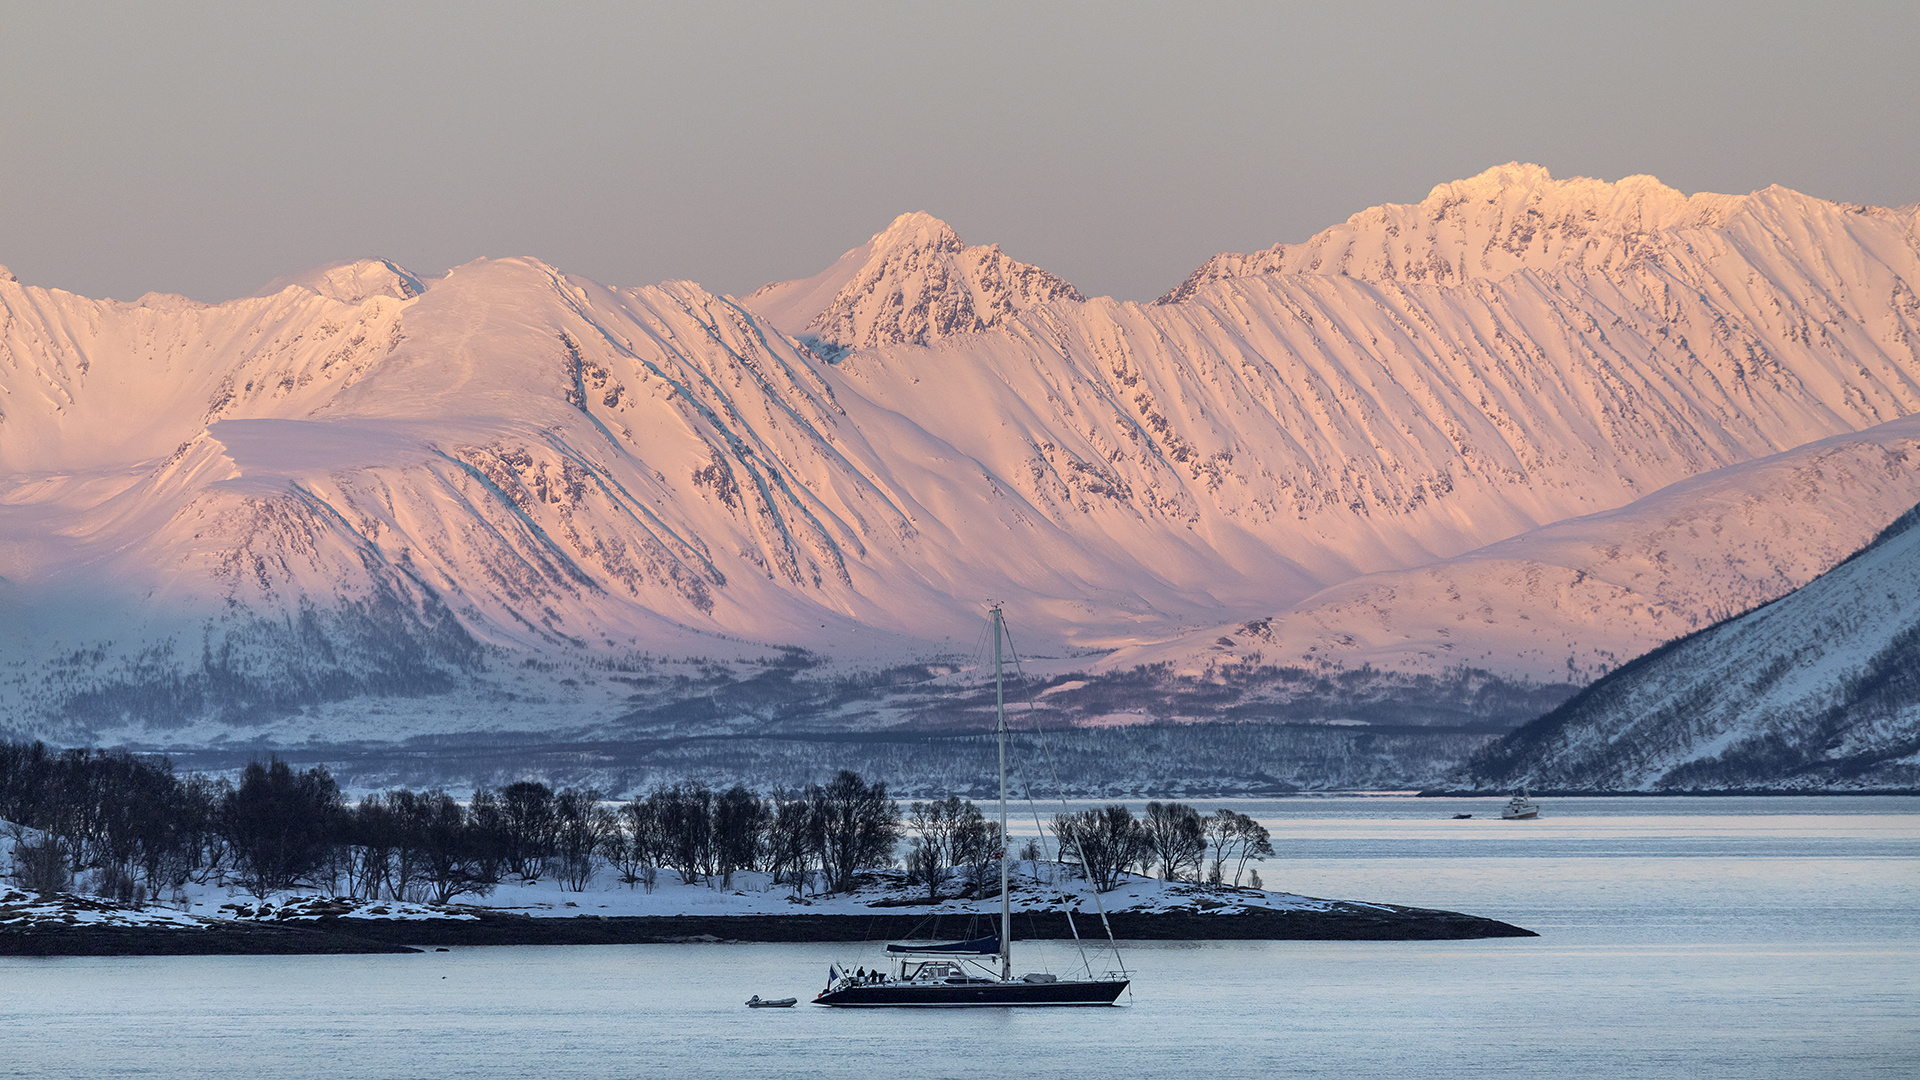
4 796 1914 1079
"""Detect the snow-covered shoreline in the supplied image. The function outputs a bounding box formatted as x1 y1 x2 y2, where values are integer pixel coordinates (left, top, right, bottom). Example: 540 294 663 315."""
1 862 1535 954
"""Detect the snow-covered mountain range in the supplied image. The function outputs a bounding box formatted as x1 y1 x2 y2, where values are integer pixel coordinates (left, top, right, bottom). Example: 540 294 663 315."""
1466 501 1920 790
3 163 1918 753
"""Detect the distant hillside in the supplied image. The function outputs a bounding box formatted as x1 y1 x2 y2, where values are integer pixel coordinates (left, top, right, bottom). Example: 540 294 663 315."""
1466 503 1920 791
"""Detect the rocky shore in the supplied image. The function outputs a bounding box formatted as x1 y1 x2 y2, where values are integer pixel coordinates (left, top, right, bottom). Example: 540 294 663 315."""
1 897 1533 956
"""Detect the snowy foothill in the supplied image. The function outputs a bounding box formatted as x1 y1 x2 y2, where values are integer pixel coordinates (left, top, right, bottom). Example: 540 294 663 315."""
1470 501 1920 790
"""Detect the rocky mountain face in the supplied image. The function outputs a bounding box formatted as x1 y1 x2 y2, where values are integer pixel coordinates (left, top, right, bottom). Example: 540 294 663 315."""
1467 502 1920 791
1165 162 1785 299
743 211 1083 350
2 164 1918 760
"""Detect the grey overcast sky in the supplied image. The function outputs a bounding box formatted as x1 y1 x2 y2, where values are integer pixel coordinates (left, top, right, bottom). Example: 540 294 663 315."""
3 1 1916 304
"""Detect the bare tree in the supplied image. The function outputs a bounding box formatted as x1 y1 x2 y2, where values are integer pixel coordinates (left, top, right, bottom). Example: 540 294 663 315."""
610 794 659 888
381 789 433 901
811 770 900 893
1053 805 1145 892
418 790 493 905
955 809 1002 898
342 795 395 899
1204 809 1275 886
9 822 70 895
712 785 766 887
763 786 820 893
0 743 214 902
465 786 508 887
220 759 342 898
498 781 557 882
1141 801 1206 882
552 787 616 891
1228 814 1275 886
649 781 715 885
905 796 969 901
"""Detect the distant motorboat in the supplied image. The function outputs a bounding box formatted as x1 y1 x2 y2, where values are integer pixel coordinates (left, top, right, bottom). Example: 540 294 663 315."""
1452 813 1473 819
1501 791 1541 820
746 995 797 1008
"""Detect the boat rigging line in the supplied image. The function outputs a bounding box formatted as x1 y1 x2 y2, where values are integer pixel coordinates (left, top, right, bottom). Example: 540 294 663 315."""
993 611 1133 992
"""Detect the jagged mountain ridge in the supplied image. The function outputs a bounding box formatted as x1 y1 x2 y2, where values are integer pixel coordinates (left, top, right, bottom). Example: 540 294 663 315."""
3 164 1919 749
1466 501 1920 791
1159 162 1909 299
744 211 1083 350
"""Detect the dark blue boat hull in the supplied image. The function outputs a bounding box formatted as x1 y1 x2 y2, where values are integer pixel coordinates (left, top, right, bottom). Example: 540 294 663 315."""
813 979 1128 1007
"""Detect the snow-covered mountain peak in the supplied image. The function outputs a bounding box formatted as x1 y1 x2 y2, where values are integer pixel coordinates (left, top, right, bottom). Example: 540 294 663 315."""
0 265 14 283
870 210 966 255
256 259 426 305
1419 162 1693 218
1158 163 1751 301
742 211 1083 350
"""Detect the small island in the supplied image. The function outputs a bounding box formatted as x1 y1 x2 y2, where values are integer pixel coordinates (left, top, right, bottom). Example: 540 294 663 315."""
0 865 1533 956
2 747 1533 956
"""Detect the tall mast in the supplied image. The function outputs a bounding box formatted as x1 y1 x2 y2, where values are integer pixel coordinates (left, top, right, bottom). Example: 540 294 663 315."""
994 604 1011 981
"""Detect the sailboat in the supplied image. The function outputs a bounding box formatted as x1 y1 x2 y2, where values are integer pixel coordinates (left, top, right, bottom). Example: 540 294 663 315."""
812 606 1131 1007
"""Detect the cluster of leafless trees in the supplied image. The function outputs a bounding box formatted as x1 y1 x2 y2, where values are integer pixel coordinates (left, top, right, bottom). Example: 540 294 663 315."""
607 770 901 895
0 742 233 903
1 741 904 903
1053 802 1273 891
0 745 512 904
903 795 1003 901
4 741 1278 906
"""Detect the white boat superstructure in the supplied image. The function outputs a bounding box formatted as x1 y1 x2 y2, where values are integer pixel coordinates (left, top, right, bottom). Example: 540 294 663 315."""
1502 790 1541 820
